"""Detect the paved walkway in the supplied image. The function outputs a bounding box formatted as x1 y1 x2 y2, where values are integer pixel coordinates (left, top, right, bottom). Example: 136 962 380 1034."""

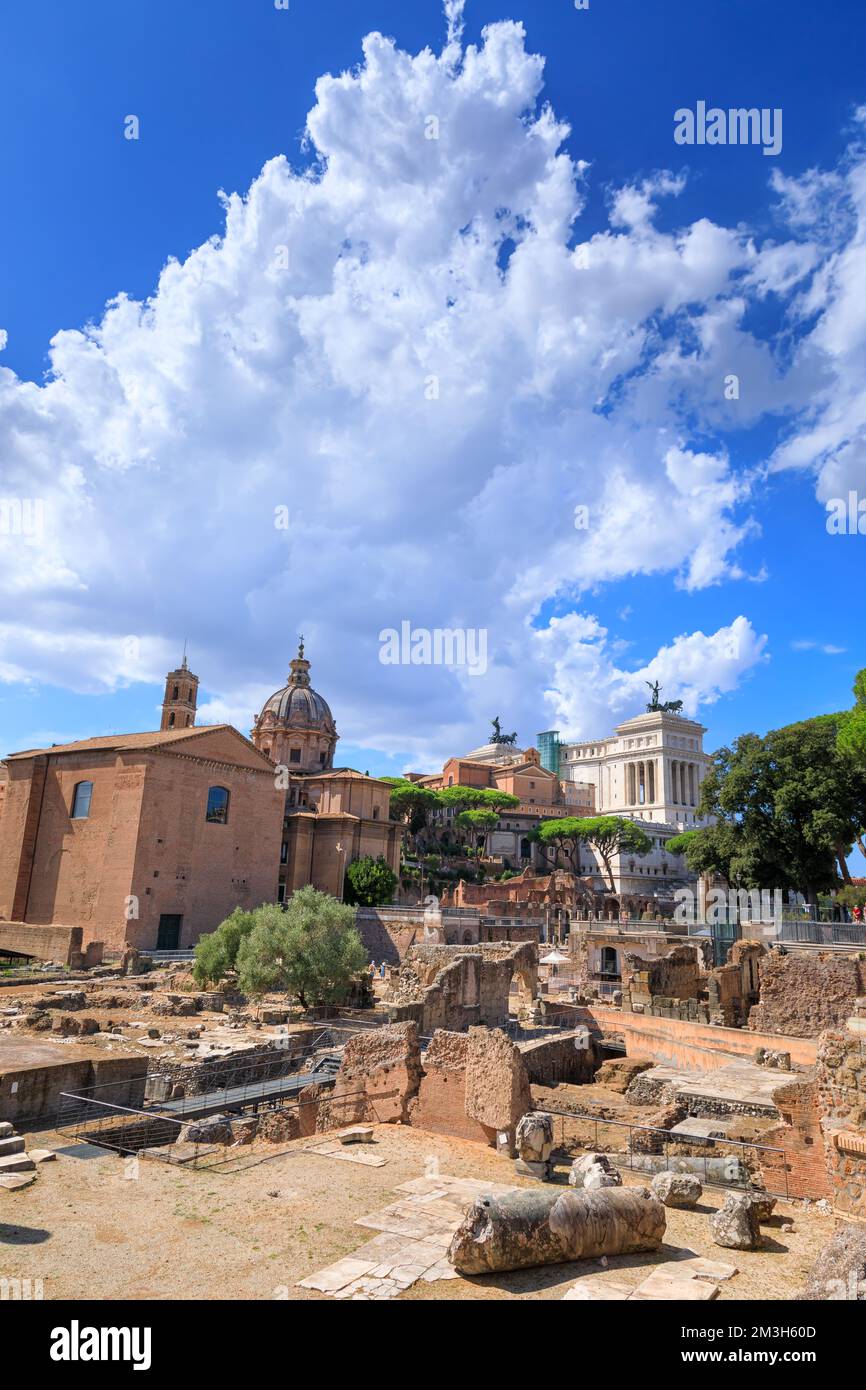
298 1174 517 1300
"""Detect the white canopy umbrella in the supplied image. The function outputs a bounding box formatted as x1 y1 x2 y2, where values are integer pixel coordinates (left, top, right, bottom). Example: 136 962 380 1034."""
539 948 569 965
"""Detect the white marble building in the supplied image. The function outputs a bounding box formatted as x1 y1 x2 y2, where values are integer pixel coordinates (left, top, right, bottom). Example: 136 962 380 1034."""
559 710 712 828
549 710 714 898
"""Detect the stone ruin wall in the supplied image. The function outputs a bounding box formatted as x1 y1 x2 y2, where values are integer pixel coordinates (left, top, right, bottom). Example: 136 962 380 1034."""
615 939 774 1031
751 1020 866 1213
814 1028 866 1218
306 1019 534 1149
621 945 705 1020
706 942 765 1028
748 953 864 1038
384 942 538 1036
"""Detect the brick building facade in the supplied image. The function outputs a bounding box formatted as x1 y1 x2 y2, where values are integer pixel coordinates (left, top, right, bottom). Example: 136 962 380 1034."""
0 645 400 958
0 725 283 953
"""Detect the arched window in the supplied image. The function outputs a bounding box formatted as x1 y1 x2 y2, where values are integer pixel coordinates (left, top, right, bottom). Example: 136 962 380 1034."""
168 712 175 728
206 786 230 824
71 781 93 819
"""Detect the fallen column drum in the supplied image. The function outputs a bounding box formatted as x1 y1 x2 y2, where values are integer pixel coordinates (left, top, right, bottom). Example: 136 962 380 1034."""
448 1184 665 1275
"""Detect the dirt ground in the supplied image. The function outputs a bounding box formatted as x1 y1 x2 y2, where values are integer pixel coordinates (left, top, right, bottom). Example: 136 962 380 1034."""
0 1121 834 1302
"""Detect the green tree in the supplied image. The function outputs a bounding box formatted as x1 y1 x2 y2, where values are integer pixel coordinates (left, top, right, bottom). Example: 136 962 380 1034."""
432 785 519 858
836 668 866 858
344 855 398 906
575 815 653 892
533 817 587 872
695 715 866 897
235 889 368 1008
381 778 439 854
536 811 650 889
664 824 747 885
455 808 500 855
535 815 651 891
434 785 520 815
192 907 257 986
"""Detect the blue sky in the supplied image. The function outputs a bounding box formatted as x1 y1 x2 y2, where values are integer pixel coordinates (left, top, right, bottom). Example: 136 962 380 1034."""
0 0 864 797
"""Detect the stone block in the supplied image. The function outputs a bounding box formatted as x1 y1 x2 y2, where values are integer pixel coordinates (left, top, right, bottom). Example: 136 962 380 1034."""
514 1158 550 1179
0 1153 37 1174
711 1193 763 1250
338 1126 375 1145
651 1171 703 1209
0 1172 36 1190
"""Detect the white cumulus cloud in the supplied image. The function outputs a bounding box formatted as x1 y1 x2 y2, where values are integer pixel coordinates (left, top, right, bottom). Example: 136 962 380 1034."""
0 5 843 761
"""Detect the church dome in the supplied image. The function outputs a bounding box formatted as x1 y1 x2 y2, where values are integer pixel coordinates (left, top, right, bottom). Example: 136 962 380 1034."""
261 681 334 729
251 639 338 772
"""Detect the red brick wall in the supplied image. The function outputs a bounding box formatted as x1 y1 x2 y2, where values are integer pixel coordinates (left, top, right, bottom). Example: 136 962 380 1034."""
0 731 285 951
13 752 145 944
131 747 284 950
412 1065 492 1142
758 1079 831 1201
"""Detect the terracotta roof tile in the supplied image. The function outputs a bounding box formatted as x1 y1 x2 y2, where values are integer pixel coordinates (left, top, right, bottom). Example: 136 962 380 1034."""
5 725 241 760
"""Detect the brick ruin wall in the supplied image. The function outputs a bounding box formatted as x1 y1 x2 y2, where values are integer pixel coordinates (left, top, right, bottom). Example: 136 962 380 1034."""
756 1029 866 1212
748 953 864 1038
312 1019 533 1148
411 1030 493 1143
322 1021 425 1128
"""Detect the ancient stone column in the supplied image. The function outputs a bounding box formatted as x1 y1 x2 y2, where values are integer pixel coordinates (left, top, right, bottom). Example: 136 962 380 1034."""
448 1186 665 1274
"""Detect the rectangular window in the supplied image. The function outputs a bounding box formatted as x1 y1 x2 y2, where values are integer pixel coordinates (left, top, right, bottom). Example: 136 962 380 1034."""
290 749 301 764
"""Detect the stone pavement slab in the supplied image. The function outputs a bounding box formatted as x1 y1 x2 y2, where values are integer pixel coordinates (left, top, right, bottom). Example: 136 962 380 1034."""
630 1267 720 1301
563 1278 634 1301
300 1171 521 1299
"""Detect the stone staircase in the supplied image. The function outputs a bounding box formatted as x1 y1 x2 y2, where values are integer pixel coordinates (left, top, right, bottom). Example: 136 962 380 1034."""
0 1120 54 1189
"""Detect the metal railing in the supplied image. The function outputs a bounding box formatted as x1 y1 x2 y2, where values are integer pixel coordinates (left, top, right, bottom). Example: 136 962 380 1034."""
139 948 195 961
776 920 866 946
56 1087 369 1172
534 1104 793 1199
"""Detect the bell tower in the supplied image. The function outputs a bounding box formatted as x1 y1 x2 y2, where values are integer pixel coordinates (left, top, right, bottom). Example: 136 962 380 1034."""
161 653 199 731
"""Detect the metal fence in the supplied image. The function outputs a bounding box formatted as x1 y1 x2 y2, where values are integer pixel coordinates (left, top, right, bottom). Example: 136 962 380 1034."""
776 920 866 946
534 1105 793 1199
56 1087 368 1172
